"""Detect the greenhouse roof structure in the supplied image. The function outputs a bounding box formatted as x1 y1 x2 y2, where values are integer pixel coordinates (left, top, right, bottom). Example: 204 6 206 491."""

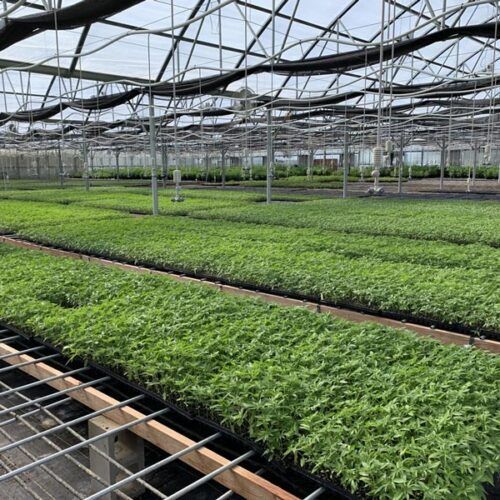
1 0 500 152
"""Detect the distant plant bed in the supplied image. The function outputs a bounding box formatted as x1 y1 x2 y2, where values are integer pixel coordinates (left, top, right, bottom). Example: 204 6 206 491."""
446 165 499 179
72 165 324 182
0 179 88 190
0 243 498 500
74 164 406 184
192 198 500 247
84 164 499 183
0 199 127 233
366 165 499 180
0 187 314 214
228 175 402 189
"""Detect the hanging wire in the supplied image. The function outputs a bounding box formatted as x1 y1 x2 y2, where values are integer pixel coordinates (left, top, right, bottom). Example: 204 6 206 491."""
52 4 66 188
376 0 387 147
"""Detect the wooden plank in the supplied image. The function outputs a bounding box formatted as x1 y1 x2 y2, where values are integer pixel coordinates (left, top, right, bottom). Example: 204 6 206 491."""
0 343 298 500
472 338 500 354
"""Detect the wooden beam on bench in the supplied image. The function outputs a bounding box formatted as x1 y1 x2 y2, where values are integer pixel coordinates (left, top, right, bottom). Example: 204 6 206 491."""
0 342 298 500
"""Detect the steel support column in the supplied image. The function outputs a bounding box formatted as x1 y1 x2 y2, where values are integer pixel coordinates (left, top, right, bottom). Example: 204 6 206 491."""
472 141 478 186
57 142 64 188
342 131 349 199
221 148 226 188
439 140 447 191
149 95 159 216
266 109 273 204
82 131 90 192
398 132 404 195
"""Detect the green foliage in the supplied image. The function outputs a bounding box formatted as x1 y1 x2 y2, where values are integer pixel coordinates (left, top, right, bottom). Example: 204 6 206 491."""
0 244 498 500
73 164 306 182
0 191 498 333
362 165 499 180
16 212 500 333
194 198 500 247
0 199 127 233
79 163 500 183
447 165 499 180
232 175 346 189
0 187 311 213
2 188 495 246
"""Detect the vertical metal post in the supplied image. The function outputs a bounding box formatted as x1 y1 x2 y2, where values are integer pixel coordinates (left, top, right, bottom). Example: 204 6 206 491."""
268 0 275 204
45 150 50 180
342 131 349 199
221 148 226 188
89 415 145 500
161 140 168 189
36 152 41 179
58 142 64 188
204 152 209 182
398 132 404 195
149 95 159 216
266 109 273 204
115 150 120 180
1 154 5 190
375 0 385 149
173 168 182 201
472 140 478 186
497 144 500 183
439 140 446 191
19 153 23 179
307 149 313 179
82 132 90 192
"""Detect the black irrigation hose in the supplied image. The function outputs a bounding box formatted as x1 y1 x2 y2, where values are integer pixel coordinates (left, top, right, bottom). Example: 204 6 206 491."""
0 322 359 500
